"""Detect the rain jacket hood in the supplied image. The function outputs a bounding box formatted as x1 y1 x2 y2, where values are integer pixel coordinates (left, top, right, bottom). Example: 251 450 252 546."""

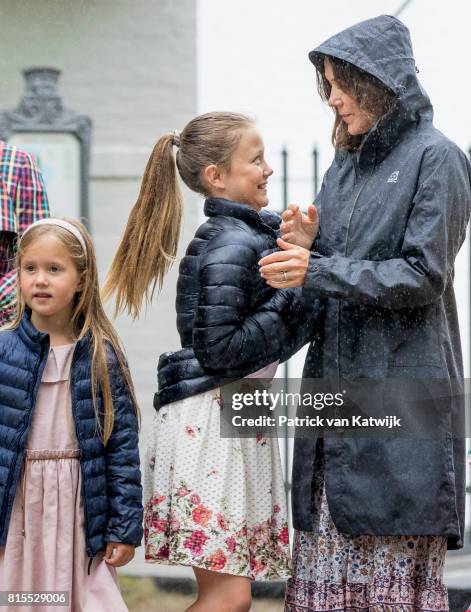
309 15 433 164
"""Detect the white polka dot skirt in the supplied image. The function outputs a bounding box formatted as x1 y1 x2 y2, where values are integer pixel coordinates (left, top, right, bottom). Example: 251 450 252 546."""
144 388 291 580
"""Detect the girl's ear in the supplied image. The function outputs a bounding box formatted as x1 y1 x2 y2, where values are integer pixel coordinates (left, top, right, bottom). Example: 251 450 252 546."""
202 164 226 192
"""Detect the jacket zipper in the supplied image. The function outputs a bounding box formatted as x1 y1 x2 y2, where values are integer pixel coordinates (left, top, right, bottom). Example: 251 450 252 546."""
337 165 373 377
0 338 50 537
69 343 93 561
344 169 372 258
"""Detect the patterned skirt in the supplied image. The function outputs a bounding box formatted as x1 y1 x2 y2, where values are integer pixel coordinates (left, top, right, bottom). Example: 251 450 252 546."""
144 388 291 580
285 445 449 611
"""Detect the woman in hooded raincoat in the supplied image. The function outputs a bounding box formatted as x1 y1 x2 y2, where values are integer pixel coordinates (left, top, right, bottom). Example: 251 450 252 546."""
259 15 471 611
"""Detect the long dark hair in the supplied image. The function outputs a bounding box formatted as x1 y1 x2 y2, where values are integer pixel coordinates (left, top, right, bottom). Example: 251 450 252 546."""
316 55 394 150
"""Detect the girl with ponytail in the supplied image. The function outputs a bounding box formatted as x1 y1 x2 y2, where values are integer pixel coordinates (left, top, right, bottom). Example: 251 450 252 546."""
104 112 314 612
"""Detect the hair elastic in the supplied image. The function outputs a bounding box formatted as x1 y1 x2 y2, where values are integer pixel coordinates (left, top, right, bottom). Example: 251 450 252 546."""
20 218 88 259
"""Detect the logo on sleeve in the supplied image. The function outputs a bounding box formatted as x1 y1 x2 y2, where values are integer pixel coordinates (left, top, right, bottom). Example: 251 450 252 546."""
387 170 400 183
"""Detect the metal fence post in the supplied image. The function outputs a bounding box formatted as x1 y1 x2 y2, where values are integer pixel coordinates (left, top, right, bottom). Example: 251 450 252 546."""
313 144 319 199
281 146 291 500
468 147 471 547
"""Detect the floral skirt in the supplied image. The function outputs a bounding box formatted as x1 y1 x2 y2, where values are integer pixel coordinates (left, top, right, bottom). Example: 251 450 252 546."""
285 447 448 611
144 388 291 580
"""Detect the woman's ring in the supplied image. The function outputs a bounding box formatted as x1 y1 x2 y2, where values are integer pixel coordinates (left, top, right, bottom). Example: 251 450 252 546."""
281 271 288 282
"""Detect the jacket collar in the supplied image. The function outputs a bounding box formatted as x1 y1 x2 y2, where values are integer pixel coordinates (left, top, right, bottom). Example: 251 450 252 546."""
357 99 419 169
18 309 90 355
18 309 49 351
204 198 277 237
334 101 420 172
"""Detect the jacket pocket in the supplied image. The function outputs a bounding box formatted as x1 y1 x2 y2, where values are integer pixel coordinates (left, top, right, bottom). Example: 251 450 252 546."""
388 304 442 368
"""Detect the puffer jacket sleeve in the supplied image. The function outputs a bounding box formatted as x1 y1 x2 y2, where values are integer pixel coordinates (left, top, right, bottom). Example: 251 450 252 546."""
257 286 318 363
193 234 312 372
303 144 471 309
104 347 143 546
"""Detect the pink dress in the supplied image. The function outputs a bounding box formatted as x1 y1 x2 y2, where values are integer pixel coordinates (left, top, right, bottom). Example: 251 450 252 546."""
0 344 128 612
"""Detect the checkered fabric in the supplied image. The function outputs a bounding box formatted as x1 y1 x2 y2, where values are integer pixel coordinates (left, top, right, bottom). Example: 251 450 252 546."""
0 140 49 324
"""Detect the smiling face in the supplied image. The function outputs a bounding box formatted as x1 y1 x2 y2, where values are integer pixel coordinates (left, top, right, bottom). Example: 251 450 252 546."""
324 57 375 136
19 234 83 329
209 126 273 211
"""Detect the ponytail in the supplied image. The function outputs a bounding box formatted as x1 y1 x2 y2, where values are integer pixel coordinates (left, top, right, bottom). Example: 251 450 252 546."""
102 134 183 318
104 112 254 319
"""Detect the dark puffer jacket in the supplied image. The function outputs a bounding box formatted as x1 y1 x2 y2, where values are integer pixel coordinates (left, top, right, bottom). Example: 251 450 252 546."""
156 197 311 407
0 311 143 558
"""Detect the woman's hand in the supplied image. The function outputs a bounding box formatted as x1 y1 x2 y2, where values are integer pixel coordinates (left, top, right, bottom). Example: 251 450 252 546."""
280 203 319 249
259 238 310 288
104 542 135 567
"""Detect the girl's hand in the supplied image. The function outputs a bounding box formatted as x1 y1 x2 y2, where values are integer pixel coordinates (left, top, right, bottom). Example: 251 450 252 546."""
259 238 310 288
104 542 135 567
280 204 319 250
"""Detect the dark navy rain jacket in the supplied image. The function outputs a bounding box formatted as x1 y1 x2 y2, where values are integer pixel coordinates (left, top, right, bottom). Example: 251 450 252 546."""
293 15 471 549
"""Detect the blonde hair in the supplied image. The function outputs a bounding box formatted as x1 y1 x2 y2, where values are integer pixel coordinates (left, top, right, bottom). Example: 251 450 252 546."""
7 219 140 445
102 111 254 319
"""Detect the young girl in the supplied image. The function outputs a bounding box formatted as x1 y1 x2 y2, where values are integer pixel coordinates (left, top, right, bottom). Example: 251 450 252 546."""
0 218 143 612
103 112 311 611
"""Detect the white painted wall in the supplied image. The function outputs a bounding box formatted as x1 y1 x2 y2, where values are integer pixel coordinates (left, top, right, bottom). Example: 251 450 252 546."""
0 0 198 420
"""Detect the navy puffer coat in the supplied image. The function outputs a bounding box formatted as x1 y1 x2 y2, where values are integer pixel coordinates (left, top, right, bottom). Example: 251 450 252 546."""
156 197 312 407
0 311 143 558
